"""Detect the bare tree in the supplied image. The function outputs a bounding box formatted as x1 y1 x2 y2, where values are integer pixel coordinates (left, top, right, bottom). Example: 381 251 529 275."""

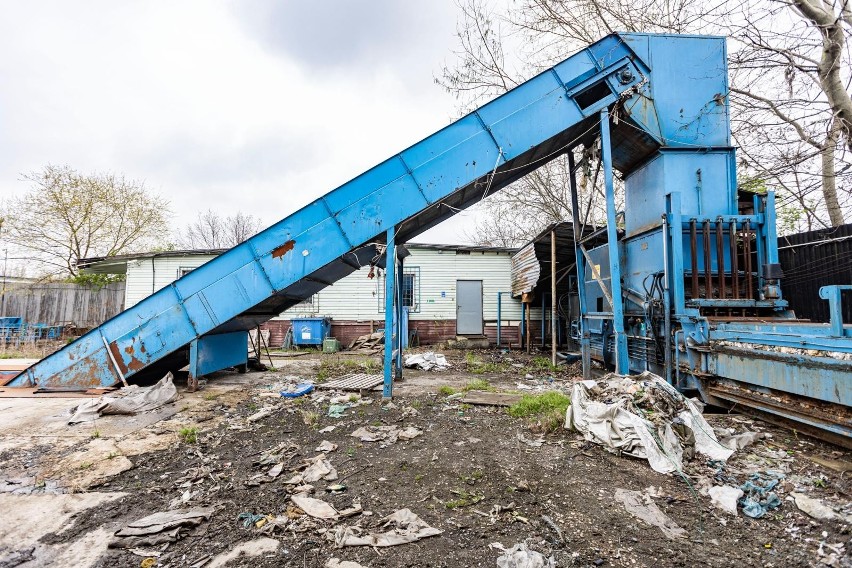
175 209 264 249
440 0 852 239
1 165 171 278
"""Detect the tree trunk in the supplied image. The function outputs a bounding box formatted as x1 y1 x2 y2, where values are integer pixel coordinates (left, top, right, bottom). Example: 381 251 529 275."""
794 0 852 152
822 118 845 226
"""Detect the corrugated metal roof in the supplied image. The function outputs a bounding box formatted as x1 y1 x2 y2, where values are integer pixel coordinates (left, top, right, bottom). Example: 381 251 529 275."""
510 221 610 300
511 242 540 297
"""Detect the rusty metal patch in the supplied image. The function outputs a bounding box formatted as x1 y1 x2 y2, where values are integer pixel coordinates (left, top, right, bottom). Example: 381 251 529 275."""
272 240 296 259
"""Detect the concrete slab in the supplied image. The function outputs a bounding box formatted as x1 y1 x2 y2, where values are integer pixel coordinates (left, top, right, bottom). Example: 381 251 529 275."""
0 492 125 568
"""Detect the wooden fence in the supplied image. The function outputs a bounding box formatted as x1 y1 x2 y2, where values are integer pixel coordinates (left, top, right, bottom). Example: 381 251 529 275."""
0 282 125 328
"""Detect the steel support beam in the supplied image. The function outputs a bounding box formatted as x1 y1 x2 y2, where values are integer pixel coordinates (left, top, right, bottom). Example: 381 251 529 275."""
568 152 591 378
383 227 396 399
600 108 629 373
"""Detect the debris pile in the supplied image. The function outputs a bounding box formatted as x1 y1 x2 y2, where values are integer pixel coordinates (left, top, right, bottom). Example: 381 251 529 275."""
347 332 384 354
68 373 178 424
330 508 442 547
403 352 450 371
566 371 733 473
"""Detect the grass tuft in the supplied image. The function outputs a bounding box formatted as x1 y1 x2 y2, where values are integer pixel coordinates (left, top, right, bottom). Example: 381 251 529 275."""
437 386 458 396
463 378 495 392
179 426 199 444
507 391 571 433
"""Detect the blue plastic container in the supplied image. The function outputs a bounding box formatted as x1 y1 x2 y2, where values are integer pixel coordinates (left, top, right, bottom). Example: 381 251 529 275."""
291 317 331 346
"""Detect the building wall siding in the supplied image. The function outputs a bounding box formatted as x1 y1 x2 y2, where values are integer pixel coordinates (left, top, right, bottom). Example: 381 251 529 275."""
122 247 542 345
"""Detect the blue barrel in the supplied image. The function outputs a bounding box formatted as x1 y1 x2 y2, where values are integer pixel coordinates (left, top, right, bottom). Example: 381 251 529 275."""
291 317 331 346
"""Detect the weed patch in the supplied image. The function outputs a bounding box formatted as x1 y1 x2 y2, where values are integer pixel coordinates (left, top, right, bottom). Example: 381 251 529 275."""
179 426 199 444
508 392 571 433
463 378 495 392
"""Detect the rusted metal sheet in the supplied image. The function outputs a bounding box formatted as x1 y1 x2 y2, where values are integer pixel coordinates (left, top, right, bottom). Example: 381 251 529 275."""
511 242 540 297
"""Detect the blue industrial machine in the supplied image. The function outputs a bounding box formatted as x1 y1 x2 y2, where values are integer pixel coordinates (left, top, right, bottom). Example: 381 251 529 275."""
9 33 850 444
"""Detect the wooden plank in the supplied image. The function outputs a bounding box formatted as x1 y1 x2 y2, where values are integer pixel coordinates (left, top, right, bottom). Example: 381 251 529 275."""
461 390 523 407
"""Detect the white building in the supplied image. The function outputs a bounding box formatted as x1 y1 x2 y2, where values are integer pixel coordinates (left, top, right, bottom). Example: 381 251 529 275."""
79 244 542 347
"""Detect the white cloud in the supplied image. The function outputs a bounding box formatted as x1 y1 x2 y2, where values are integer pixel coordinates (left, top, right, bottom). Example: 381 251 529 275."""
0 0 485 264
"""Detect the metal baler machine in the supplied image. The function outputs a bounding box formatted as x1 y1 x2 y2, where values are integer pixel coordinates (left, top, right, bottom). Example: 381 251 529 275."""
9 33 851 445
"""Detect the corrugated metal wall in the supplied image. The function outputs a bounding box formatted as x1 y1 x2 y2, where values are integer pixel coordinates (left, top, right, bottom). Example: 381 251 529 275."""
778 224 852 323
1 282 125 328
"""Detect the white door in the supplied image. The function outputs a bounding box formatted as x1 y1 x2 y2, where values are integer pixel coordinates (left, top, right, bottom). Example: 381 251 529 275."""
456 280 483 335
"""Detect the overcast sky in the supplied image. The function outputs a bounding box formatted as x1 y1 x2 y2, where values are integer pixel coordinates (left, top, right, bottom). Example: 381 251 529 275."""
0 1 487 253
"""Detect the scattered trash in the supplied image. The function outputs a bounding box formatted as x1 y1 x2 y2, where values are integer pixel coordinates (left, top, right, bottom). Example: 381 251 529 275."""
291 494 339 520
316 440 339 453
566 372 733 474
280 383 314 398
237 512 273 529
739 472 783 519
267 463 283 478
350 425 422 446
708 485 744 516
328 404 350 418
614 488 686 540
791 493 848 522
326 559 369 568
300 454 339 483
319 426 336 433
331 508 441 547
247 407 276 423
68 373 178 424
491 542 555 568
719 430 766 451
111 507 214 548
403 352 450 371
517 433 544 448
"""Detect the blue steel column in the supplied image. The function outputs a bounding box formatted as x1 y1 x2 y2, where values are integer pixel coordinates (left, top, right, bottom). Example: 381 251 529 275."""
600 109 629 373
764 191 780 265
753 194 766 292
497 292 503 347
520 302 526 349
383 227 396 399
568 152 590 378
395 253 404 377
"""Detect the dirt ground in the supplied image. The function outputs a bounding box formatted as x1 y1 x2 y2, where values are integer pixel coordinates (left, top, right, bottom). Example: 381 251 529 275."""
0 349 850 567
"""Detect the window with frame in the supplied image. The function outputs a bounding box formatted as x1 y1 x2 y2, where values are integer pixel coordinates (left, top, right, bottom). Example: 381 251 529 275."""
177 267 195 278
290 294 319 313
377 267 420 312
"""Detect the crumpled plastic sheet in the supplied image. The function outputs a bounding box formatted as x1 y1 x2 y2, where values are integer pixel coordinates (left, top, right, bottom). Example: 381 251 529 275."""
614 488 687 539
739 472 784 518
110 507 213 548
331 509 441 547
68 373 178 424
492 543 555 568
565 371 734 474
403 352 450 371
